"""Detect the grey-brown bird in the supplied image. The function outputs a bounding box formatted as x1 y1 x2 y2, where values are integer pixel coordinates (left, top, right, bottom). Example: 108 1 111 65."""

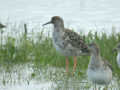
87 43 112 89
43 16 89 74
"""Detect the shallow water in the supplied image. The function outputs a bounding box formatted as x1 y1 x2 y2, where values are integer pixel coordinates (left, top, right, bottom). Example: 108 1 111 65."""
0 64 119 90
0 0 120 89
0 0 120 34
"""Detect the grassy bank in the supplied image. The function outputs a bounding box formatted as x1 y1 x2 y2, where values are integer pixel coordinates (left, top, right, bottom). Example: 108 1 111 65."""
0 24 120 77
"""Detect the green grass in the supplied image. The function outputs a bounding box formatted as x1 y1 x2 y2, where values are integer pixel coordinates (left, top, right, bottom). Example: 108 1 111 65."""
0 26 120 77
0 25 120 89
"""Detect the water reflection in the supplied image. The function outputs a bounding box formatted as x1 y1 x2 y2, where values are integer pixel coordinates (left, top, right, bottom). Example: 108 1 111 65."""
0 63 119 90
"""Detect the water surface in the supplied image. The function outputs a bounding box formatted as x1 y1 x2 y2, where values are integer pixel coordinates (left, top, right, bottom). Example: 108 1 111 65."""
0 64 119 90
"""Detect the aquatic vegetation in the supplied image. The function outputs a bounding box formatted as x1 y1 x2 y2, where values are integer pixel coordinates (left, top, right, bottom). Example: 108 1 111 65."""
0 24 120 72
0 23 120 89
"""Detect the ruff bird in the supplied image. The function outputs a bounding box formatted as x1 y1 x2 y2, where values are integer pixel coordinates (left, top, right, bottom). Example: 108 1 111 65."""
87 43 112 89
43 16 89 74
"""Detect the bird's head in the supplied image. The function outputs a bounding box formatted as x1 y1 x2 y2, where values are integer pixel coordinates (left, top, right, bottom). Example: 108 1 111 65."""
43 16 64 27
88 43 99 55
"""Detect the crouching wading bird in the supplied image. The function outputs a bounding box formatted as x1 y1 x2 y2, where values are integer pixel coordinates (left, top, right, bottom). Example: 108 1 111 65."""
43 16 89 74
113 43 120 68
87 43 112 89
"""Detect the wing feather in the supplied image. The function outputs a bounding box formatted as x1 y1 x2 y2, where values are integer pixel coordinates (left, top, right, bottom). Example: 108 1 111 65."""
63 29 89 52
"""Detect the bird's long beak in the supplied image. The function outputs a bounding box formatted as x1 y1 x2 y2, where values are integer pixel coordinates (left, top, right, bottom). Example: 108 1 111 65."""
42 21 51 26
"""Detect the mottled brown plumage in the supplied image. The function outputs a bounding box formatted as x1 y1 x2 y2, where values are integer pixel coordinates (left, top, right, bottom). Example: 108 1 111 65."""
43 16 89 74
63 29 88 53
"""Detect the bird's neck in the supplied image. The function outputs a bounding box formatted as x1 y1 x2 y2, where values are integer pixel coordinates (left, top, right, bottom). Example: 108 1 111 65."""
54 23 65 32
89 53 102 67
52 24 65 40
91 53 101 61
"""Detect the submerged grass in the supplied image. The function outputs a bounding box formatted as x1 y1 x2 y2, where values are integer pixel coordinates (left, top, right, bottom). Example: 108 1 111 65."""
0 24 120 90
0 24 120 78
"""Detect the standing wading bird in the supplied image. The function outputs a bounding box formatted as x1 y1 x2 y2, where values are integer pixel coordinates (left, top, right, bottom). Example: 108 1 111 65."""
87 43 112 90
113 43 120 68
43 16 89 74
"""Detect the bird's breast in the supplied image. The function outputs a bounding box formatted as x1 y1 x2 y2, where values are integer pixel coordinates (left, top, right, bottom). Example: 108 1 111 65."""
87 67 112 85
52 31 65 49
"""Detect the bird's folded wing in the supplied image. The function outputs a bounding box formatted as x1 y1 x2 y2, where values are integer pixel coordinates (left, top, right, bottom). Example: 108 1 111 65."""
103 59 113 71
63 29 88 52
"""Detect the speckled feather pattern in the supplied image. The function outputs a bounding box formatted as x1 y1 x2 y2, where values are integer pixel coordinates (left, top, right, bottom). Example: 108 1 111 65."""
63 29 89 52
43 16 90 56
52 28 89 56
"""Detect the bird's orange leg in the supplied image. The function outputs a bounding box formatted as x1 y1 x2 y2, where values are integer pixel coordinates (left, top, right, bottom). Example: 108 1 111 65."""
66 57 69 73
73 56 77 74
